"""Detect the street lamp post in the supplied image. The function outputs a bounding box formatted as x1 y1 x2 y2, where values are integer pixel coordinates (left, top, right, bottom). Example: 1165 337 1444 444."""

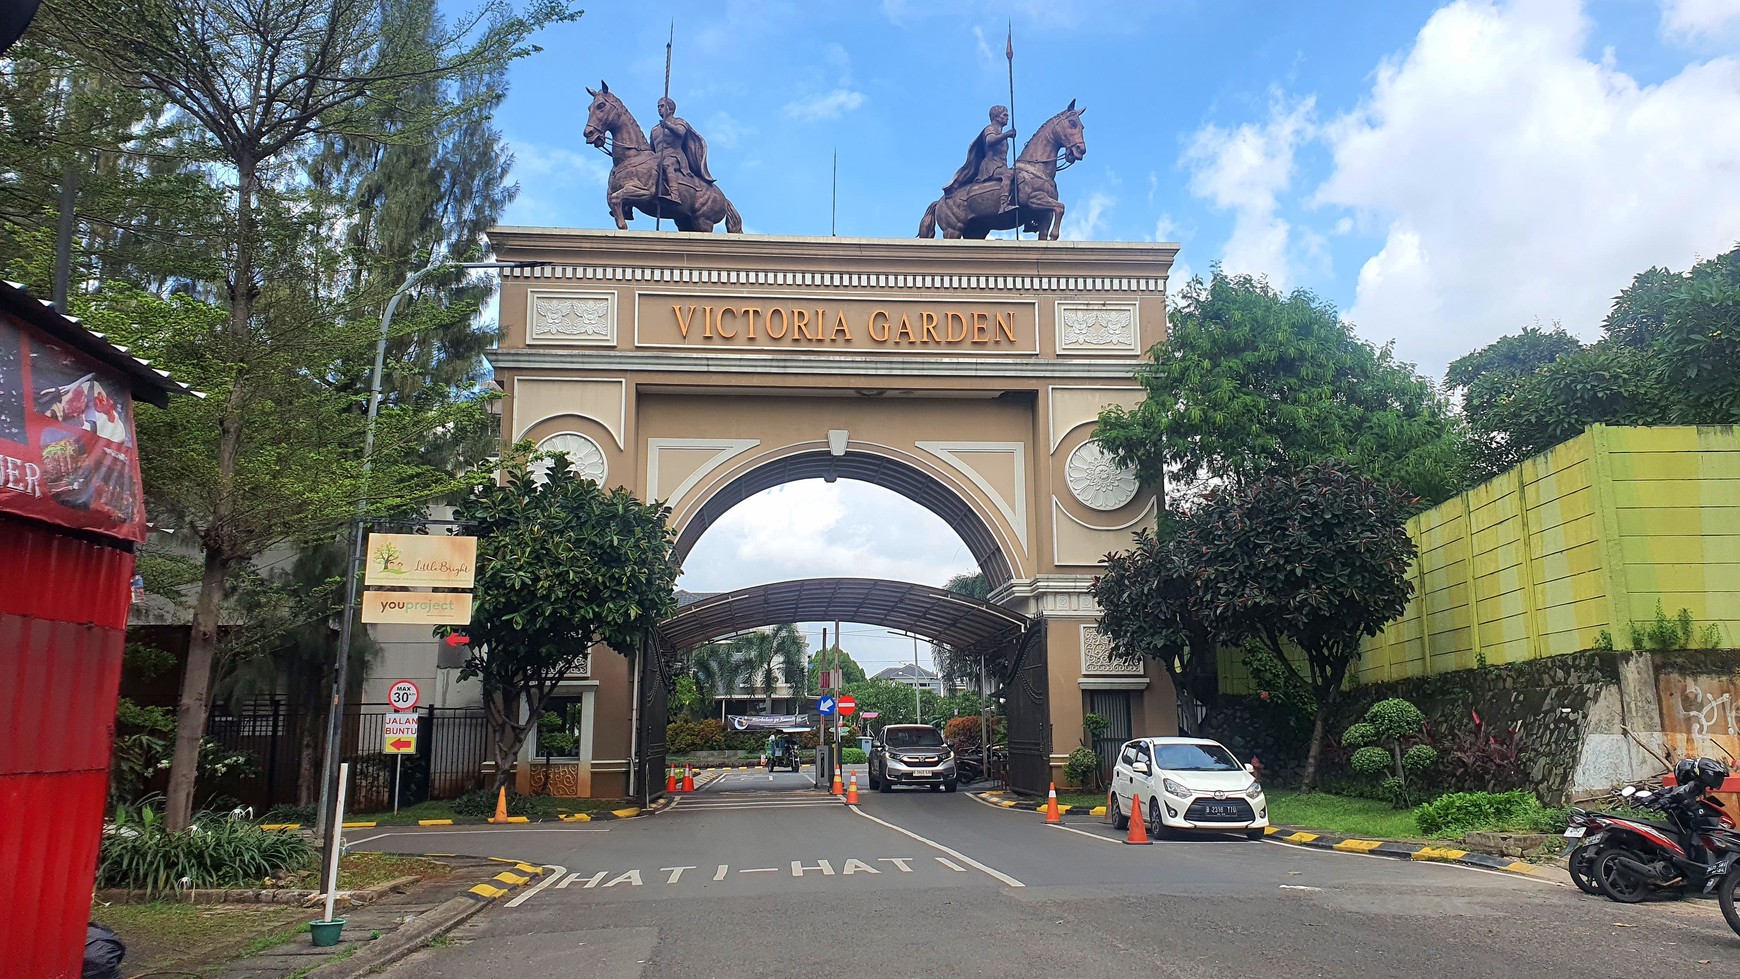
315 258 547 858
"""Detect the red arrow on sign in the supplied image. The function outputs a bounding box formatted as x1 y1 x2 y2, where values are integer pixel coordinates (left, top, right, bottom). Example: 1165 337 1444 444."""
444 633 469 647
387 737 415 751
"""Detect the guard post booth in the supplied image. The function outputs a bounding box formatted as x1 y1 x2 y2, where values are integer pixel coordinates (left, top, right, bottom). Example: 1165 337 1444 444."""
0 281 192 977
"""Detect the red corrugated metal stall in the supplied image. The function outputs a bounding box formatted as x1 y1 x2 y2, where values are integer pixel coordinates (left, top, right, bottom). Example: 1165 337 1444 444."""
1 281 191 978
0 518 133 979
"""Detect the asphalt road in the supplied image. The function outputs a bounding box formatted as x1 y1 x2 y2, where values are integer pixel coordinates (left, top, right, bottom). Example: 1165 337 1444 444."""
360 770 1738 978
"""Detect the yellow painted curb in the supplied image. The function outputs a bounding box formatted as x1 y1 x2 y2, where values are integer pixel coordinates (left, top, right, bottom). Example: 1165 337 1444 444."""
558 813 592 822
260 823 300 831
1283 831 1320 844
1332 839 1384 853
487 856 526 865
493 872 531 886
999 801 1018 808
514 863 544 875
504 816 530 823
468 884 509 899
1089 806 1107 816
611 807 641 819
1504 861 1540 875
418 819 454 826
1054 804 1073 814
1263 827 1280 836
1412 846 1469 862
342 821 376 828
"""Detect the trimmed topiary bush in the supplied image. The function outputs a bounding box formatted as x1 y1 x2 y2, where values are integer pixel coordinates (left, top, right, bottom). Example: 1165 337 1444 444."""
1342 698 1435 807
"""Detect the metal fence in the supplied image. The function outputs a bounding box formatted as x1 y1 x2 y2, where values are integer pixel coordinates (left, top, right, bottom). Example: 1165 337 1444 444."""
205 702 489 813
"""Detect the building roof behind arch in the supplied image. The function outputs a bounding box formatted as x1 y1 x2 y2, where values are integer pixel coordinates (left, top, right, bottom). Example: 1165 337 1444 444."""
655 577 1031 658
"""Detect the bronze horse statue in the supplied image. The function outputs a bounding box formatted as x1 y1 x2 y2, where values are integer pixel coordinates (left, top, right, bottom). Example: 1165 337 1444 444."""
918 101 1086 240
582 82 743 233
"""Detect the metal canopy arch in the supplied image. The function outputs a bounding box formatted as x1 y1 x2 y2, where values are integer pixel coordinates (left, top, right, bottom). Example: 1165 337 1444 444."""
671 450 1016 589
656 577 1032 658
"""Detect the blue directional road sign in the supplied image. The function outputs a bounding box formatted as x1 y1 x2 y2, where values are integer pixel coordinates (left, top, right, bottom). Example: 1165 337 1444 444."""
817 696 837 716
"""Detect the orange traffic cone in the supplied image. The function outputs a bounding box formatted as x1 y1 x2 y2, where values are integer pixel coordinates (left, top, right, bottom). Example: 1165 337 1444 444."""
1124 793 1152 845
1045 782 1062 824
666 765 677 794
831 767 844 795
681 764 695 793
846 771 859 804
490 786 508 824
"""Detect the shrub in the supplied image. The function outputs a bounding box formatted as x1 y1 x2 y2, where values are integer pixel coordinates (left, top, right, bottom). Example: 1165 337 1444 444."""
452 788 540 820
1342 698 1434 806
99 806 315 897
1628 600 1725 650
259 804 317 824
1412 790 1561 837
944 716 1005 755
1063 746 1101 790
1420 710 1531 793
842 748 867 765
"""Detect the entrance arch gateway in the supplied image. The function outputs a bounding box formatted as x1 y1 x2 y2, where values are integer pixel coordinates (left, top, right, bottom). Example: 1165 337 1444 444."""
488 227 1180 796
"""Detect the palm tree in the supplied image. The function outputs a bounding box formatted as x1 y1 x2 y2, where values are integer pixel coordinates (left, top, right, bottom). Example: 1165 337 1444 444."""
933 572 989 694
736 624 808 712
689 640 755 720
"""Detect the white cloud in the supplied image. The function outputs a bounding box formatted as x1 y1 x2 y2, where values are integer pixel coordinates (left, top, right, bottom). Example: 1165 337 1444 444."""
972 25 996 65
507 136 610 187
1182 92 1315 290
1660 0 1740 42
1060 191 1115 240
783 89 867 121
1314 0 1740 372
703 111 752 150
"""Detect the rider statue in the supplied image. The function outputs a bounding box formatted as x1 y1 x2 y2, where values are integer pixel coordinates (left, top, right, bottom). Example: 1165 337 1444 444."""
651 96 715 206
942 105 1016 200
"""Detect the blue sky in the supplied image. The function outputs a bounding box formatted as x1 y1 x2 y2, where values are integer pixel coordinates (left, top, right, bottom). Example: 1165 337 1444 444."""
482 0 1740 674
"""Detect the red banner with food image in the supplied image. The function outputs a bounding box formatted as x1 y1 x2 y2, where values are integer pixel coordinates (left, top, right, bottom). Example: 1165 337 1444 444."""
0 313 147 542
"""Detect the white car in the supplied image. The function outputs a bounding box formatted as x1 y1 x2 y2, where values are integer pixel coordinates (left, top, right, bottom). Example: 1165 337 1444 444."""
1108 737 1268 839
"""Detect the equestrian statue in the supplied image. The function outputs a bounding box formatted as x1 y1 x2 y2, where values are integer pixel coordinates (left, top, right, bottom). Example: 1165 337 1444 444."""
918 100 1086 240
583 81 743 233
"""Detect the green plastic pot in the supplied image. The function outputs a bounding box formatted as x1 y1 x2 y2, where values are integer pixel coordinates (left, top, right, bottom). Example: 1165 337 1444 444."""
309 918 346 948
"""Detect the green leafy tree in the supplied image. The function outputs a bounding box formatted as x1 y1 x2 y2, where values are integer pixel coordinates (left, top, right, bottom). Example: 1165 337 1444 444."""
1446 247 1740 482
37 0 579 831
840 678 944 732
1190 461 1418 791
1342 698 1436 807
689 641 755 720
451 455 680 793
932 572 991 693
1091 517 1219 714
1097 271 1470 505
730 624 809 711
808 646 869 690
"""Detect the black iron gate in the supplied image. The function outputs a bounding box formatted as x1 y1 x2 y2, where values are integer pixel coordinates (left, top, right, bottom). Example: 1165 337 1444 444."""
1087 690 1133 783
636 639 670 808
1002 624 1050 795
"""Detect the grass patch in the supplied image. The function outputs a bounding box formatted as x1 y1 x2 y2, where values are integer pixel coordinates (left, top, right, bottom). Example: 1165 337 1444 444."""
1265 790 1425 840
1054 792 1110 809
92 902 310 975
356 795 632 825
336 852 452 889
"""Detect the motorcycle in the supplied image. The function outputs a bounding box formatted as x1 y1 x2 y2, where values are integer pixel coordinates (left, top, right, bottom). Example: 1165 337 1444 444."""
1593 757 1739 905
1566 783 1735 895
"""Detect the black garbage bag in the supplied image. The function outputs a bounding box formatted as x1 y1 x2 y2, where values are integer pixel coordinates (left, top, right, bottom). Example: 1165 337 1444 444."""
83 922 126 979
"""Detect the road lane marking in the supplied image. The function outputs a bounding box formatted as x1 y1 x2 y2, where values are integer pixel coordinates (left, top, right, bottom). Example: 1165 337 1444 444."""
878 858 914 872
714 864 728 880
1044 822 1122 844
557 871 606 889
662 866 694 883
602 870 642 887
505 865 566 907
841 859 879 875
792 859 835 876
740 867 779 874
935 857 967 872
847 805 1024 887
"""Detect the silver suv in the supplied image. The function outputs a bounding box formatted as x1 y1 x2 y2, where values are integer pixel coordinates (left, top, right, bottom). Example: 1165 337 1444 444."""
868 725 958 792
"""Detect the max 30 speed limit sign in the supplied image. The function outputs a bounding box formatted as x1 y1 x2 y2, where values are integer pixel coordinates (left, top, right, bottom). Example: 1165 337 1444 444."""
387 680 420 711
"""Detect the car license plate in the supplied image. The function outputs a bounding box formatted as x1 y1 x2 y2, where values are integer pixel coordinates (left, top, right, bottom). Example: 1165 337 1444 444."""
1205 805 1237 818
1563 826 1587 838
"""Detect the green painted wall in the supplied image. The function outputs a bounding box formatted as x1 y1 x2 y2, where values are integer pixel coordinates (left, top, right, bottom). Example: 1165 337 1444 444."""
1356 425 1740 684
